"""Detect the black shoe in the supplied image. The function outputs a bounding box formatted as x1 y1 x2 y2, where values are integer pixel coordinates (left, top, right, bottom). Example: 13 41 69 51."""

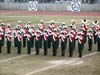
88 50 92 52
44 54 47 56
18 52 21 54
52 54 56 56
27 53 30 54
36 53 39 55
62 55 65 56
7 52 10 54
69 56 72 57
78 56 82 58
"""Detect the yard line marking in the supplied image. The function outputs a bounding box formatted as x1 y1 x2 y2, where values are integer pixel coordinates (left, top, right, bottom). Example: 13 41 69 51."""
0 50 43 63
65 60 76 64
0 51 37 63
49 60 66 65
24 65 58 75
83 52 98 58
72 61 83 65
24 52 99 75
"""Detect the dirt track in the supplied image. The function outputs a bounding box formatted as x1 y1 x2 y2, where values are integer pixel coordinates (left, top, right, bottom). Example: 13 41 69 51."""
0 10 100 16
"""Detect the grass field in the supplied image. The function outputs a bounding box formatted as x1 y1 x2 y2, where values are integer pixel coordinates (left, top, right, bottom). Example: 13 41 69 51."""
0 11 100 75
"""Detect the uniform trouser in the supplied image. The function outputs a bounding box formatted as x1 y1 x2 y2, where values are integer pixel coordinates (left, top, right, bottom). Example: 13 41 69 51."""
78 42 83 57
17 41 22 54
35 40 40 55
52 41 58 56
61 41 66 56
14 37 17 47
39 35 43 49
97 38 100 51
56 39 59 49
69 41 74 57
0 40 2 53
0 46 2 53
23 36 26 47
31 36 34 48
27 40 31 54
84 31 87 43
43 40 48 55
93 32 97 44
88 38 92 51
73 40 76 50
2 35 4 46
48 36 52 49
7 41 11 53
81 42 84 51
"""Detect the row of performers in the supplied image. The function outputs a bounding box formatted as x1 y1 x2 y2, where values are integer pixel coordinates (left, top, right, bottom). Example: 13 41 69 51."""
0 19 100 58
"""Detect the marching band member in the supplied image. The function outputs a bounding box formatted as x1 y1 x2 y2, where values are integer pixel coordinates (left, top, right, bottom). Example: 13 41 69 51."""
38 20 45 49
59 31 67 56
13 27 18 47
71 29 77 50
69 19 76 30
48 20 57 49
47 27 53 49
48 20 56 31
69 20 77 50
38 26 43 49
87 28 93 51
14 21 23 47
81 19 89 43
30 25 35 48
92 20 100 44
16 29 23 54
0 25 3 53
28 24 35 48
26 31 32 54
22 27 27 47
56 28 60 49
59 22 66 30
62 26 68 36
25 21 32 29
68 30 75 57
1 23 5 46
60 25 68 51
15 20 23 29
39 20 45 31
95 28 100 52
43 29 49 55
5 23 12 54
76 30 85 58
52 29 59 56
35 30 41 55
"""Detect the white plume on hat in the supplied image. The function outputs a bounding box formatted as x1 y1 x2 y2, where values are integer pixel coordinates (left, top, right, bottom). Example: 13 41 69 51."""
1 22 5 25
63 25 67 28
28 21 31 24
50 20 55 23
32 25 35 27
81 19 88 24
62 22 65 25
71 19 75 23
7 23 11 26
93 20 99 25
40 20 43 22
18 20 21 23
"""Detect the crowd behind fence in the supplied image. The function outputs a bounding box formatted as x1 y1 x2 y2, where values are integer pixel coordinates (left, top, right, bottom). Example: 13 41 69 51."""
0 0 96 4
